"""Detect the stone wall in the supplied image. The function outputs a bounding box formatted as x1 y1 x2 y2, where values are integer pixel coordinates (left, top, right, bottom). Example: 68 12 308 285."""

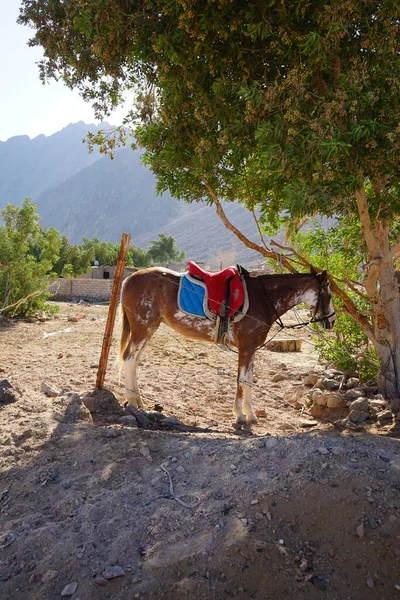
49 278 114 301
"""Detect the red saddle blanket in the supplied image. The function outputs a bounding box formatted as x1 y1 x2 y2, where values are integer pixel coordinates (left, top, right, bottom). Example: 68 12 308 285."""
187 261 245 317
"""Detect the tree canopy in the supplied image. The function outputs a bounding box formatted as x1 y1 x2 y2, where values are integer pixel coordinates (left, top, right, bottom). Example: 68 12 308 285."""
18 0 400 397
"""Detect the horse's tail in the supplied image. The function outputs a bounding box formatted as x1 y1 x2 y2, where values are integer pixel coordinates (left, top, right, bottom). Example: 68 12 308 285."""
118 301 131 366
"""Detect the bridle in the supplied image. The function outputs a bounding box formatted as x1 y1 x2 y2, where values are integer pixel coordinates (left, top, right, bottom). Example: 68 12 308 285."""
260 274 335 331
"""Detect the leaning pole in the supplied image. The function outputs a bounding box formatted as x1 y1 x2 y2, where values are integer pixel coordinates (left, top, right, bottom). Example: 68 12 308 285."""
96 233 131 389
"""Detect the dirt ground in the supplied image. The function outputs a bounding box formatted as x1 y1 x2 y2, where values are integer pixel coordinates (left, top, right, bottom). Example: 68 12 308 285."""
0 301 400 600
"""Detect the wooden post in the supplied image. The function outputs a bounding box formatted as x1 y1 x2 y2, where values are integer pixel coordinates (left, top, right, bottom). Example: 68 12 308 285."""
96 233 131 389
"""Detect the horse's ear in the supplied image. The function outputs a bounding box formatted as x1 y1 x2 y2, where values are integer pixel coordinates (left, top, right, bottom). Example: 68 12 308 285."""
319 270 328 283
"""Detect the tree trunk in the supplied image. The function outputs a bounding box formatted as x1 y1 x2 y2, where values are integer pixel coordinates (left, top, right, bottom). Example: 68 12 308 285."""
356 183 400 409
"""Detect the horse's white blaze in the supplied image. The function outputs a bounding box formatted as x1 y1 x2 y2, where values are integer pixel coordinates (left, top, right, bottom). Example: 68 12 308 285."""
294 288 319 310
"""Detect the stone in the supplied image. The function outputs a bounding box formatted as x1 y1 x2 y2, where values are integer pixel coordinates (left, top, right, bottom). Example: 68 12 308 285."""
299 419 318 428
304 374 320 386
61 582 78 596
366 577 375 589
344 388 363 400
312 390 328 407
42 570 59 583
326 392 346 409
349 410 369 424
318 447 330 455
0 380 18 404
101 427 119 438
41 382 59 397
349 398 369 412
125 405 151 427
356 522 364 538
120 415 139 427
377 410 393 424
103 565 126 579
346 377 360 388
309 404 326 418
321 378 340 391
264 437 278 449
161 415 180 425
271 373 286 382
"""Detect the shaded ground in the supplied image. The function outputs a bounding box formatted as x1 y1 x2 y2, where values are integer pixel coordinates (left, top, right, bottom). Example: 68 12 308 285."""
0 302 399 599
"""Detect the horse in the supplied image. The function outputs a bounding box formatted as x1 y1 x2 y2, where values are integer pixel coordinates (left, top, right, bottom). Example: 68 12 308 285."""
119 267 335 426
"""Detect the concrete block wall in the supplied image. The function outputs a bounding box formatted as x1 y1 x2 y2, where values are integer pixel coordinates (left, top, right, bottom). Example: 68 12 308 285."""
49 278 114 300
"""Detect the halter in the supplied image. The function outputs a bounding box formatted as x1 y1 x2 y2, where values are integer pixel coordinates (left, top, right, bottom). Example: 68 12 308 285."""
261 275 335 332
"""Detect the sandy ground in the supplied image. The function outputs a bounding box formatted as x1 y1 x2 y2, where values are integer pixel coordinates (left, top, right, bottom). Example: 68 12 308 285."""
0 301 400 599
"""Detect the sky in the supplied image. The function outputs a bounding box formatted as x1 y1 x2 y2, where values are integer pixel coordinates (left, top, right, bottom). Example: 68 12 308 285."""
0 2 127 142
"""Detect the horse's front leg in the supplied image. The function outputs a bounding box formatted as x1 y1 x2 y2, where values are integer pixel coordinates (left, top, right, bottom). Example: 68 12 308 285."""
234 348 257 426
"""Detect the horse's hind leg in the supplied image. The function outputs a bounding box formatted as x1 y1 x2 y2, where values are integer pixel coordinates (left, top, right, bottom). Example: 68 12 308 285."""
122 326 158 409
234 348 258 426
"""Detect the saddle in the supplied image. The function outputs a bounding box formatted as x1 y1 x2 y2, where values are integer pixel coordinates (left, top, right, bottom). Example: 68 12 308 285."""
187 261 245 318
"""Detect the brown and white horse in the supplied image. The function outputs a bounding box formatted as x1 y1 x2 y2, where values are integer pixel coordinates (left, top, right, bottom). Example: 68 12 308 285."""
119 267 335 426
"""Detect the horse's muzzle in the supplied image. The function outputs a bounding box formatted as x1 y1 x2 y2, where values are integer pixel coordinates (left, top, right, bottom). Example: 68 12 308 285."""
322 314 335 330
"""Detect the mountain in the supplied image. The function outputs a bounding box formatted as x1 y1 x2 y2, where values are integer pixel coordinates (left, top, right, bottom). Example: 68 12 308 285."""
36 147 196 244
0 121 286 267
0 122 103 206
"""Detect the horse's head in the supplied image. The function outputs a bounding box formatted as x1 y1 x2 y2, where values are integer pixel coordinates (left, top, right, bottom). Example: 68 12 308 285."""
309 270 336 330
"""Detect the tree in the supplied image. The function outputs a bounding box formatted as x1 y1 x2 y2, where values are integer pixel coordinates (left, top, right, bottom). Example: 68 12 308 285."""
0 199 61 317
19 2 400 401
127 245 151 268
53 236 94 278
147 234 186 266
80 237 118 266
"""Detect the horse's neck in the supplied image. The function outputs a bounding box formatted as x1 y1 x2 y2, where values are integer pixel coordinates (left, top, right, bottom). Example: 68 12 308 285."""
269 276 317 317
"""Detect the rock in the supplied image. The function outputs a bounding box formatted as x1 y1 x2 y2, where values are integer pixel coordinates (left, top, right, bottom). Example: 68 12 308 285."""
349 409 369 424
346 377 360 388
61 582 78 596
41 382 59 397
64 395 92 423
318 447 330 455
377 410 393 424
103 565 125 580
139 446 152 462
349 398 369 412
312 390 328 407
304 374 320 386
41 570 59 583
0 380 18 404
125 404 151 427
176 465 185 473
271 373 286 382
300 559 308 572
309 404 326 418
264 437 278 449
323 369 343 378
161 415 181 426
366 577 375 589
356 522 365 538
331 446 346 456
299 419 318 428
326 392 346 409
82 389 122 414
321 378 340 391
62 480 72 489
255 409 267 418
77 406 93 422
369 399 387 410
120 415 139 427
344 388 363 400
101 427 120 438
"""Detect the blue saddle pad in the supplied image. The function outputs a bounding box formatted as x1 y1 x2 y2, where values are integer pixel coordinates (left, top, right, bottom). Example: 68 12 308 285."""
178 274 207 318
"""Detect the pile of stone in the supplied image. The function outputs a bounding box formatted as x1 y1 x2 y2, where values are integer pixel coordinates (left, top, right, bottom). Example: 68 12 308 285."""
303 369 395 429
